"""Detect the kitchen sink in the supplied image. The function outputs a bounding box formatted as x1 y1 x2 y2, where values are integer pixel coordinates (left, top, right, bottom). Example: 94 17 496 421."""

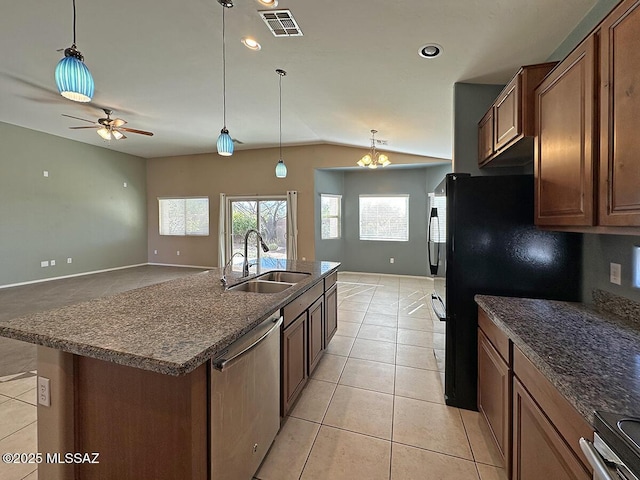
228 280 293 294
255 271 311 283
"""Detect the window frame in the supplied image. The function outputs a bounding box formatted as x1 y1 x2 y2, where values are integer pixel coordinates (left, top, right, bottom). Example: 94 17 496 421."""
158 196 210 237
320 194 342 240
358 194 410 242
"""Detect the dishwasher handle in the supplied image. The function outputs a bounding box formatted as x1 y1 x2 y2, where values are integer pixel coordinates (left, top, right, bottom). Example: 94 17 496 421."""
213 316 283 372
579 437 615 480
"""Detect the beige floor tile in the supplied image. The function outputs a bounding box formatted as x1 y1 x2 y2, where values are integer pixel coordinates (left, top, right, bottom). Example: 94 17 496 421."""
324 385 394 439
289 379 336 423
325 335 355 356
367 303 398 316
357 324 397 343
339 300 370 312
0 394 11 405
391 443 479 480
335 321 360 338
339 358 395 394
393 397 472 460
337 309 366 324
395 344 438 371
395 366 444 404
363 312 398 328
460 410 504 467
349 338 396 364
370 291 399 302
311 354 347 383
255 417 320 480
0 399 37 441
301 426 391 480
0 376 37 398
397 329 433 348
0 422 38 480
398 303 432 319
15 389 36 407
21 469 38 480
397 316 434 331
476 463 508 480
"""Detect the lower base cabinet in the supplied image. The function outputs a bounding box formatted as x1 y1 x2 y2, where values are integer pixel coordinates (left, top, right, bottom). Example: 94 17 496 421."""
282 313 307 415
308 297 324 373
325 283 338 345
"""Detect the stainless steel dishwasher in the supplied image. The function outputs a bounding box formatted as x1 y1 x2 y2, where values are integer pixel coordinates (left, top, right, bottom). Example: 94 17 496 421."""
210 313 283 480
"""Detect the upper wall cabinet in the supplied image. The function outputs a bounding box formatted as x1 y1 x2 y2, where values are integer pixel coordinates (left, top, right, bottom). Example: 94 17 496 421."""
535 0 640 230
478 63 557 168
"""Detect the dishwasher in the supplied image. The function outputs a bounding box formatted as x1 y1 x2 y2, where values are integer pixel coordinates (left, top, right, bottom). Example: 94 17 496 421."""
210 313 283 480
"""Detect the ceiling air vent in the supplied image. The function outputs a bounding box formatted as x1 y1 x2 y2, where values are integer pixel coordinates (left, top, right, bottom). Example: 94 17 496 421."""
259 10 303 37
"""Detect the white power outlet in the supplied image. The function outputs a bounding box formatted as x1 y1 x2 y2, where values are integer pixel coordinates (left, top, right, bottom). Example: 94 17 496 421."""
177 251 180 256
67 257 72 264
610 263 622 285
123 182 128 188
37 376 51 407
50 260 56 266
43 170 49 177
390 257 395 264
154 250 158 255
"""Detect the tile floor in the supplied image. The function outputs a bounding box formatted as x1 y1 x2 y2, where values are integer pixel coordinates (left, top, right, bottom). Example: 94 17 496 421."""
256 272 507 480
0 271 506 480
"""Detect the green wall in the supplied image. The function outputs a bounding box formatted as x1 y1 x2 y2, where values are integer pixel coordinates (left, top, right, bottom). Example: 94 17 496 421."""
0 122 148 287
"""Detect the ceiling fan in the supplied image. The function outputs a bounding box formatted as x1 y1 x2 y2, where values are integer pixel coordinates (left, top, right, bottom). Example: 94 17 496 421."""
62 109 154 140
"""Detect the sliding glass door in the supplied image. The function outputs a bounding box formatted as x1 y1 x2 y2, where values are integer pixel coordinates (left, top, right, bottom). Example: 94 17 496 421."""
228 197 287 266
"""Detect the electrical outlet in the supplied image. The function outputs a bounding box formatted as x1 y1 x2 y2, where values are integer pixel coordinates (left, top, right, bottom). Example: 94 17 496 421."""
43 170 49 177
390 257 395 264
154 250 158 255
67 257 72 264
40 260 49 268
177 251 180 256
38 376 51 407
50 260 56 266
123 182 128 188
610 263 622 285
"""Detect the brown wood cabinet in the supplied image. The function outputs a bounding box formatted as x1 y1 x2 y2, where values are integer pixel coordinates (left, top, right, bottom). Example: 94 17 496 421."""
534 36 596 227
325 283 338 346
599 0 640 226
478 63 556 167
282 312 307 415
512 377 590 480
308 296 324 373
535 0 640 231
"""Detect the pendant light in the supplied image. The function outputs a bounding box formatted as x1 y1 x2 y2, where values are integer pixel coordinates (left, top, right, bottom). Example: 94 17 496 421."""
275 69 288 178
216 0 234 156
357 130 391 169
55 0 94 103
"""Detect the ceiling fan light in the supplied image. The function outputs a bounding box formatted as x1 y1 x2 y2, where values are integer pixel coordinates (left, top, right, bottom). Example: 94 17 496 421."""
275 159 287 178
55 54 94 103
217 129 234 156
96 127 111 140
111 130 124 140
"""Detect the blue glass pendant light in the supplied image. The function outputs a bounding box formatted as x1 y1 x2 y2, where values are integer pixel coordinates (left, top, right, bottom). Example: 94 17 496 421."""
55 0 94 103
217 0 234 156
275 69 287 178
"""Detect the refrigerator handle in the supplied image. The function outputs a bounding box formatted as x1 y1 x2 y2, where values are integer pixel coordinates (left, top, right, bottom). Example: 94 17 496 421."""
428 207 440 275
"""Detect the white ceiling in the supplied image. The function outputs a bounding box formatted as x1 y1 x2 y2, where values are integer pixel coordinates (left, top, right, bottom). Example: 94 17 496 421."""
1 0 597 160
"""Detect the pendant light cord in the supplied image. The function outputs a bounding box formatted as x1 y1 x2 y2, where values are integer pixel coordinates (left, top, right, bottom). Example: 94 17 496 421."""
72 0 77 46
222 6 227 129
279 73 282 159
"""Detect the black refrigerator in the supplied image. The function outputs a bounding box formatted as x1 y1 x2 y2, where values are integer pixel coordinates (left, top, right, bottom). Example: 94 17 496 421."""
428 173 582 411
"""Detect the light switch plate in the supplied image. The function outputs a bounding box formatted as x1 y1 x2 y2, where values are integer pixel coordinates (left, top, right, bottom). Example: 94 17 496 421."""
610 263 622 285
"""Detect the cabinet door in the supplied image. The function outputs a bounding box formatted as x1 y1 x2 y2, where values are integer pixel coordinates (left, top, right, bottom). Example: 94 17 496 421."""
325 284 338 346
478 108 495 165
282 313 307 415
478 330 509 468
512 378 590 480
494 76 521 151
534 36 596 226
308 297 324 374
599 0 640 225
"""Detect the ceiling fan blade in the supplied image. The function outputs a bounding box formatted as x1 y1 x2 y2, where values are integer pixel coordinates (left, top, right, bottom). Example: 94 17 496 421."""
69 126 99 129
112 118 127 128
62 114 97 124
119 127 154 136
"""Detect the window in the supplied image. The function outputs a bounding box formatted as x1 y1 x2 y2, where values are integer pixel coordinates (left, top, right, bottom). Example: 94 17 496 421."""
359 195 409 241
428 194 447 243
321 194 342 239
158 197 209 236
227 197 288 264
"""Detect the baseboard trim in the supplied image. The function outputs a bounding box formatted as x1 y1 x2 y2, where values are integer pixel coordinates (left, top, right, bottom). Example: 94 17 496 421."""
147 262 214 269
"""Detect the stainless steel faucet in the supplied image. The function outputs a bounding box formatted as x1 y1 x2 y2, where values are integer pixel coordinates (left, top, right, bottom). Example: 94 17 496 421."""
220 252 244 288
242 229 270 277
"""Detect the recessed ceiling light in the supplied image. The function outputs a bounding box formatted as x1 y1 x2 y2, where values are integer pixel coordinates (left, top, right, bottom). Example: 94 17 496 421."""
241 37 261 51
418 43 443 59
257 0 278 7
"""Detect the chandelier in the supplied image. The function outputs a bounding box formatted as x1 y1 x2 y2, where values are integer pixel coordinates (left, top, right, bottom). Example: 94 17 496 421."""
357 130 390 169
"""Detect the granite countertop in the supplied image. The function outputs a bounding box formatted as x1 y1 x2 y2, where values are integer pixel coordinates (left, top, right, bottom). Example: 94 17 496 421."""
475 294 640 426
0 259 340 376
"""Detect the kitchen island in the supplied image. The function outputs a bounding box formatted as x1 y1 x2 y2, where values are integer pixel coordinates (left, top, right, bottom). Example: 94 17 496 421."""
0 259 340 480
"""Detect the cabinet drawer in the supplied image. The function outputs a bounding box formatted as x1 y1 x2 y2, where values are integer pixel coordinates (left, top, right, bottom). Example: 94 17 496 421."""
324 271 338 290
478 308 510 362
283 282 323 329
